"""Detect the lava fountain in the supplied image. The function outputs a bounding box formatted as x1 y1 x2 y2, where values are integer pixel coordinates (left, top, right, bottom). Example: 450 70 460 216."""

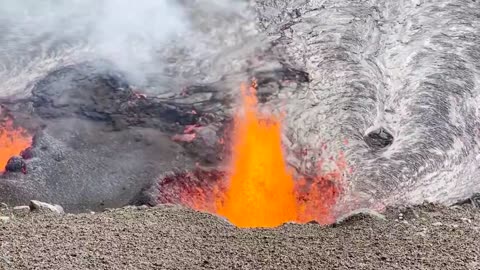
162 81 346 228
0 118 32 172
214 81 299 227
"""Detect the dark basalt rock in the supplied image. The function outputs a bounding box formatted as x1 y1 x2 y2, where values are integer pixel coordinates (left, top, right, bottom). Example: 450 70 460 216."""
5 156 26 174
0 60 239 212
20 147 33 160
27 62 233 135
158 169 227 205
469 193 480 208
451 193 480 208
364 127 394 149
31 62 131 120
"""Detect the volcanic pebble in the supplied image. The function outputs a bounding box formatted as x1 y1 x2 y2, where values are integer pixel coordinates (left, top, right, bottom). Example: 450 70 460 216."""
0 204 479 270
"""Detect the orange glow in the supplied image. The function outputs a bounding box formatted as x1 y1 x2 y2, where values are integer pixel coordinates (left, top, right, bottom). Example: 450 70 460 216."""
169 81 345 228
0 118 32 172
214 81 298 228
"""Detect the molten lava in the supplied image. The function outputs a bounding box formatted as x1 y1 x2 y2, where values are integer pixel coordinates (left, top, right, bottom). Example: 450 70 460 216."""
162 81 345 228
0 118 32 172
214 81 298 228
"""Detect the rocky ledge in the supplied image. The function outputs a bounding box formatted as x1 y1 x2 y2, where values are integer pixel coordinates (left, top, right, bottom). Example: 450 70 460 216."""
0 201 479 270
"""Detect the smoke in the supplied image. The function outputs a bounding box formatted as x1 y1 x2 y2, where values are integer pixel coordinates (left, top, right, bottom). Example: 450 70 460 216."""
88 0 190 82
0 0 255 97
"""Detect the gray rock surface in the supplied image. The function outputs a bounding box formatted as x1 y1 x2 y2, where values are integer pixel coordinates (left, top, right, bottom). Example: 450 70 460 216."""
29 200 64 214
0 216 9 223
0 204 478 269
12 206 30 217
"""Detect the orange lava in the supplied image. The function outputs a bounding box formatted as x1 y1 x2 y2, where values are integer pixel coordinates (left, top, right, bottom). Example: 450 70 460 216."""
214 81 298 228
175 81 345 228
0 118 32 171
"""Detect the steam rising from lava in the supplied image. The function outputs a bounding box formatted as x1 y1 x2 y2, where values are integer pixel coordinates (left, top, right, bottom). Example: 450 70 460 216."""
0 0 255 98
164 81 346 228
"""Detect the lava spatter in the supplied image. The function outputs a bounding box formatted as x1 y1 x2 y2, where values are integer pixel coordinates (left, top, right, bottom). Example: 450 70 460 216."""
214 81 299 228
163 81 345 228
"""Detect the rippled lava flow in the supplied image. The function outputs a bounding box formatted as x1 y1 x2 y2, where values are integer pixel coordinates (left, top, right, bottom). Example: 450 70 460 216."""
169 81 346 228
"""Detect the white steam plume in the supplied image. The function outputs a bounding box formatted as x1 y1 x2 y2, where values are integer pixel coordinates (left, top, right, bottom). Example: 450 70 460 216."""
0 0 254 97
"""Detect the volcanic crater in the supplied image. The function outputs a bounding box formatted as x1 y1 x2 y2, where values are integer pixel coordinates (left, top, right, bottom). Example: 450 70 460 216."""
1 0 480 231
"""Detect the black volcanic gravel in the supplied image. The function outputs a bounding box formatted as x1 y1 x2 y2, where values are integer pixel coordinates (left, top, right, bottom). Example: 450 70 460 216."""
0 203 479 269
